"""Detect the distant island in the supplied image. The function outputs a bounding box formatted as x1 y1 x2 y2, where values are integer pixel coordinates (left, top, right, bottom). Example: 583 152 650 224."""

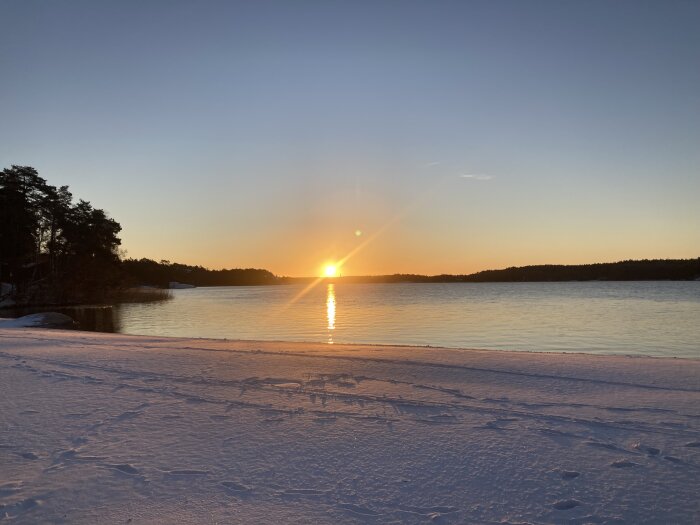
122 258 278 288
125 257 700 288
308 258 700 284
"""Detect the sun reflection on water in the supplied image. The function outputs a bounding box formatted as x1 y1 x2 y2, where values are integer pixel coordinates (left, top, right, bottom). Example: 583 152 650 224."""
326 283 336 343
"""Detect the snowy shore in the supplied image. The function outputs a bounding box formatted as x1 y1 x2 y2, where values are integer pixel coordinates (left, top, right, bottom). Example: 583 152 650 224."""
1 329 699 524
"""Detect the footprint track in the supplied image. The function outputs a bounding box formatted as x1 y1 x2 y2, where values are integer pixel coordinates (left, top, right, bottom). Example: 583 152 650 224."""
552 499 581 510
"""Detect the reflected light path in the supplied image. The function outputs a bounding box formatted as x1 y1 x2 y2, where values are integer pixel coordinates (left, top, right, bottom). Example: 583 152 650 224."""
326 283 336 343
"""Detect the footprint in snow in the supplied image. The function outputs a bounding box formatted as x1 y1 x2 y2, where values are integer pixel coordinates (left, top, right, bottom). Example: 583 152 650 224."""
552 499 581 510
0 497 40 518
0 482 24 497
337 503 381 516
633 443 660 456
610 460 638 468
414 414 458 425
282 488 328 496
560 470 580 480
221 481 251 492
57 449 77 461
115 411 142 421
106 463 140 475
684 441 700 448
586 441 620 451
398 505 459 516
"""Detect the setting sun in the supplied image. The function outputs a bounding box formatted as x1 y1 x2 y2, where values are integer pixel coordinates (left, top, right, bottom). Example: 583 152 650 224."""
323 264 338 277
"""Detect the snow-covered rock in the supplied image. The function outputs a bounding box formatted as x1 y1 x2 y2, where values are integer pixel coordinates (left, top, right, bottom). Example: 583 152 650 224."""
0 312 76 328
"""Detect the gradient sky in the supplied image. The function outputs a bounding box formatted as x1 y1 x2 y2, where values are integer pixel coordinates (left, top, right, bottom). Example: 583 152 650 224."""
2 1 698 276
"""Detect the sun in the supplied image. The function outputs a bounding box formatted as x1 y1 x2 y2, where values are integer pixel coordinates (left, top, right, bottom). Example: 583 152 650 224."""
323 264 338 278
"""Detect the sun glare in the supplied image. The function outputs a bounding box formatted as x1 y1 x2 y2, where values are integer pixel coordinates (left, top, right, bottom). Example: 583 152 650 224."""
324 264 338 278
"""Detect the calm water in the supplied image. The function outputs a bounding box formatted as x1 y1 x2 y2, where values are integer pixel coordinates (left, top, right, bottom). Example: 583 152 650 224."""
91 281 700 358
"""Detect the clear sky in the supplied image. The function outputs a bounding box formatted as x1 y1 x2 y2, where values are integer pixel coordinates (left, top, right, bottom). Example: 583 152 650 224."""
2 1 698 277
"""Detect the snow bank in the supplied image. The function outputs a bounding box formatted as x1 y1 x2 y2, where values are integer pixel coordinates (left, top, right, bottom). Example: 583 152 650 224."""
0 312 76 329
1 330 698 523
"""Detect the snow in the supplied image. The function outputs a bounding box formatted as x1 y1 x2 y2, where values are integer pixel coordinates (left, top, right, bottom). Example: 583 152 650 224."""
1 329 699 524
0 313 75 329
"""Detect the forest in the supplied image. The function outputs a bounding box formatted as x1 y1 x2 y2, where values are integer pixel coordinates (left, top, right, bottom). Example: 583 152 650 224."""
308 259 700 284
455 259 700 282
0 165 122 305
121 258 278 288
0 166 276 306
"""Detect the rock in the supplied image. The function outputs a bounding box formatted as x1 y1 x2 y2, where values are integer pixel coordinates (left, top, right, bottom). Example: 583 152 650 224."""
0 282 16 308
0 312 77 328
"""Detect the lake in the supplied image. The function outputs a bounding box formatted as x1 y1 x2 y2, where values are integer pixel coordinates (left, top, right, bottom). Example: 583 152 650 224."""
6 281 698 357
67 281 700 358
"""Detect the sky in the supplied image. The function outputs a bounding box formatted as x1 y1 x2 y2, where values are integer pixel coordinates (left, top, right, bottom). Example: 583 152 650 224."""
1 0 699 277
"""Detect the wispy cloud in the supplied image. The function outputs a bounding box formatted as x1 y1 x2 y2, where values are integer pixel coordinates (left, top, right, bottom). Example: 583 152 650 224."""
460 173 493 181
424 161 441 167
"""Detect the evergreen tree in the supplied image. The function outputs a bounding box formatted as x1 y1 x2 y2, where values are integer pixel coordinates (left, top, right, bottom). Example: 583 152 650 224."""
0 165 122 304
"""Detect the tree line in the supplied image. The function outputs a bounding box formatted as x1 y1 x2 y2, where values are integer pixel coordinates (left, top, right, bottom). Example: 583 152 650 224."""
289 258 699 284
1 165 122 304
122 258 278 287
0 165 278 306
456 259 700 282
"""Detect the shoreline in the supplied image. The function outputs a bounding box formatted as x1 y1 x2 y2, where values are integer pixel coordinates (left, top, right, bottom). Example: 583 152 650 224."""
4 322 700 361
4 278 699 360
1 328 699 523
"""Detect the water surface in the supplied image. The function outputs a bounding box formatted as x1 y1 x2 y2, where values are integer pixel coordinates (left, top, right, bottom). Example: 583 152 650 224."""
107 281 700 358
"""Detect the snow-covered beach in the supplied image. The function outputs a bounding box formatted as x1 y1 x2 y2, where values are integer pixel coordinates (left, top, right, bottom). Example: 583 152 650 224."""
1 328 699 524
